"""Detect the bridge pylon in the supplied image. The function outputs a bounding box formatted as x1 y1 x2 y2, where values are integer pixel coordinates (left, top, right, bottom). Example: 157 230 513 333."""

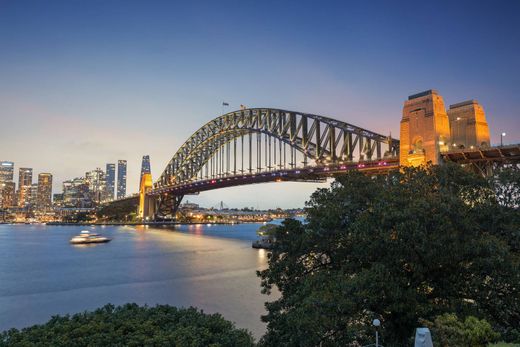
139 173 154 220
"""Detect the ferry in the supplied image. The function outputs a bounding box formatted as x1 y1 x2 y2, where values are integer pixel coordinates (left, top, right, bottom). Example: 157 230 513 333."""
70 230 112 245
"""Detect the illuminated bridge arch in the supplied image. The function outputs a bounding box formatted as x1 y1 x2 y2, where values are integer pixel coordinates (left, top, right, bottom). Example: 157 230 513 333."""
150 108 399 218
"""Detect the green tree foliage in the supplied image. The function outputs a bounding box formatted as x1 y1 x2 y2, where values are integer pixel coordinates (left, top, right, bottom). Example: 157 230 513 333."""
96 197 139 222
0 304 254 347
421 313 499 347
257 224 278 237
258 164 520 347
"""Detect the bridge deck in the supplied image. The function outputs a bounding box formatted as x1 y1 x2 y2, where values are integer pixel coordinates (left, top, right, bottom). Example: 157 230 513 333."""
441 144 520 164
150 158 399 196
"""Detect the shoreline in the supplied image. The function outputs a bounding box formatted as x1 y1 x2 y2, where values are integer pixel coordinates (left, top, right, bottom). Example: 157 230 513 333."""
26 221 269 226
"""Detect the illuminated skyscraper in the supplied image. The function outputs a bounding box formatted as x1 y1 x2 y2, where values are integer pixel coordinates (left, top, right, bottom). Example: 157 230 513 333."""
62 177 91 207
140 155 151 183
0 161 14 182
105 163 116 201
85 168 105 204
0 181 16 208
117 160 127 199
0 161 15 208
37 173 53 211
29 183 38 207
18 168 33 207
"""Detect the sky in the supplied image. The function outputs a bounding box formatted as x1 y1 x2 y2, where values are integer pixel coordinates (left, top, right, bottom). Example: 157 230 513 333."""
1 0 519 209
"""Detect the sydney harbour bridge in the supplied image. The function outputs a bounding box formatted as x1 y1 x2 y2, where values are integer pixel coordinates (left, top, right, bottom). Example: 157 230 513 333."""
130 90 519 220
144 108 400 219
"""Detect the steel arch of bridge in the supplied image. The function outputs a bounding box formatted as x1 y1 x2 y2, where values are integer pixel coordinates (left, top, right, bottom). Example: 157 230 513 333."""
150 108 399 218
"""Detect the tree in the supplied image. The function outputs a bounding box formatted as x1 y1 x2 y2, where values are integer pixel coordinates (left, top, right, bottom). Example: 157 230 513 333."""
258 164 520 347
0 303 254 347
421 313 499 347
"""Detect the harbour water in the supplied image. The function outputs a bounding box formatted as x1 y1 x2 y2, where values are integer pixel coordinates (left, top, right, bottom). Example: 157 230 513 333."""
0 222 277 339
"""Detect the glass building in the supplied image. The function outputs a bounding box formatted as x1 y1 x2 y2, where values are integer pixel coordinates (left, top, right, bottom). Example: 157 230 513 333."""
117 160 127 199
37 173 53 211
0 161 15 208
85 168 105 204
18 168 33 207
0 161 14 182
105 163 116 201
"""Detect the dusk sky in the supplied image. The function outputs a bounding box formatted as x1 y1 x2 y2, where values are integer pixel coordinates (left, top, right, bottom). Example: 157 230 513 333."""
1 0 519 208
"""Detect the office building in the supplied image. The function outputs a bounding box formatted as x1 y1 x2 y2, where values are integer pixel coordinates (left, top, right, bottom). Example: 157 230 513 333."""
105 163 116 201
18 168 33 207
117 160 127 199
0 181 16 209
85 168 105 204
29 183 38 207
37 173 53 211
0 161 14 182
0 161 15 209
63 177 91 208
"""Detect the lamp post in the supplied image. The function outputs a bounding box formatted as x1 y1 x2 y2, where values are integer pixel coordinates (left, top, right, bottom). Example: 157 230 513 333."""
373 319 381 347
501 132 506 147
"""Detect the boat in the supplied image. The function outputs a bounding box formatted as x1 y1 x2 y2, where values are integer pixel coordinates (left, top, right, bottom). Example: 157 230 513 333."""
70 230 112 244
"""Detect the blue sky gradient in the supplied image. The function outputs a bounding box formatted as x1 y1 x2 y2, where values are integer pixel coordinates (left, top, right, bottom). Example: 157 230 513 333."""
1 0 519 208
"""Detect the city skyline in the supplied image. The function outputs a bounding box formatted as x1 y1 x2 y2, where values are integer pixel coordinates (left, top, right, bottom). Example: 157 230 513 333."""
1 1 519 208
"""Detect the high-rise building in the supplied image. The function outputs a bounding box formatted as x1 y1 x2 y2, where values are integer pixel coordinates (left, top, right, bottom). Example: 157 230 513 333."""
140 155 151 183
62 177 91 208
0 181 16 209
18 168 33 207
0 161 15 209
29 183 39 207
105 163 116 201
0 161 14 182
37 173 53 211
85 168 105 204
117 160 127 199
447 100 490 149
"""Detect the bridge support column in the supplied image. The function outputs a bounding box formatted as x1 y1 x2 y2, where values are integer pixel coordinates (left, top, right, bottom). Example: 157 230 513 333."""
154 194 184 221
139 173 154 221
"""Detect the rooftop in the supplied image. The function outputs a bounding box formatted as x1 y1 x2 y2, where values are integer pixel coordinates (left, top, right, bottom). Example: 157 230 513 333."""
408 89 438 100
449 100 478 109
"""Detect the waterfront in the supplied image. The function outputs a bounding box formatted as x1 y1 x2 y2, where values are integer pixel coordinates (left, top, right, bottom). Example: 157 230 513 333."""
0 222 276 339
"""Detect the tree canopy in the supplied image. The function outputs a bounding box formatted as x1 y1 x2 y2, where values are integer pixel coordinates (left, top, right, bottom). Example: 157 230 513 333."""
0 304 254 347
258 164 520 346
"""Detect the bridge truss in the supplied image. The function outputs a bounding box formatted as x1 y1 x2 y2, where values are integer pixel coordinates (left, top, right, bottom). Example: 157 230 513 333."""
150 108 400 219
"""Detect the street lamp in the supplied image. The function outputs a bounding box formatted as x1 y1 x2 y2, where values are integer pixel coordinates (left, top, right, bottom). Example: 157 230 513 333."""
501 132 506 146
373 319 381 347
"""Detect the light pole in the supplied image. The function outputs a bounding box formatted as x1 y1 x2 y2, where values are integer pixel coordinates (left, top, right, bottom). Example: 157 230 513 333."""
373 319 381 347
501 132 506 147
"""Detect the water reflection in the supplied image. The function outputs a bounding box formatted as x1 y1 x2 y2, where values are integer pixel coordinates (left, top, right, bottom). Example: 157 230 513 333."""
0 223 277 339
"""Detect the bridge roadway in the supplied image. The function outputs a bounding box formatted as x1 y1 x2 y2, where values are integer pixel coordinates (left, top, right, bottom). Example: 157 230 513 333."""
149 157 399 197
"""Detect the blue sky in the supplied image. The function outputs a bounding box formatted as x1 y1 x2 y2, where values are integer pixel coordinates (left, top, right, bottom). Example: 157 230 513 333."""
1 0 519 208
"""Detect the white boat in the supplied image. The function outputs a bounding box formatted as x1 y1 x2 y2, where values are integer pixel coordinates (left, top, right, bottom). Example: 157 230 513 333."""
70 230 112 244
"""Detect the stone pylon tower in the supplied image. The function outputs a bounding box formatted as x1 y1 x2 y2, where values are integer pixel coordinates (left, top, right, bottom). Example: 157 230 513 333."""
138 155 154 220
400 90 451 166
447 100 490 149
139 173 154 220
